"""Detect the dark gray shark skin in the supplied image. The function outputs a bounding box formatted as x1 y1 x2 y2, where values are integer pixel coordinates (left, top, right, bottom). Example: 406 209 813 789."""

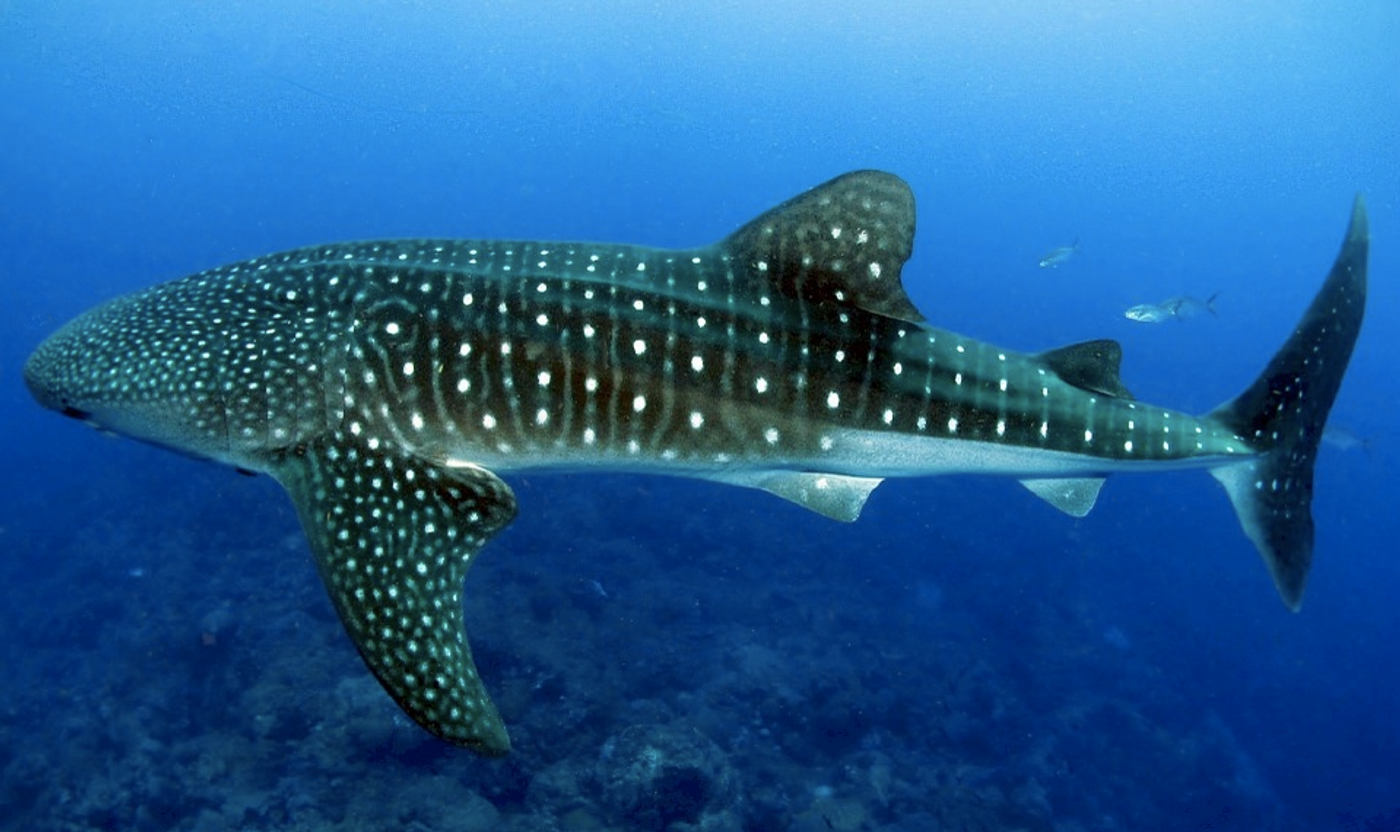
24 172 1368 755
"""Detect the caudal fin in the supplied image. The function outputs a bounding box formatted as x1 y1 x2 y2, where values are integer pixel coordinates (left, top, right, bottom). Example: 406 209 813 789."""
1207 196 1368 610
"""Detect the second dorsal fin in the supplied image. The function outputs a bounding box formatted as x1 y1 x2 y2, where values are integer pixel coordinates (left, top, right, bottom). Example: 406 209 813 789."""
1039 339 1134 399
717 170 924 324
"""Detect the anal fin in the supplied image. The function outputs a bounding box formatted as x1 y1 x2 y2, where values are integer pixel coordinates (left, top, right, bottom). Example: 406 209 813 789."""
273 433 518 755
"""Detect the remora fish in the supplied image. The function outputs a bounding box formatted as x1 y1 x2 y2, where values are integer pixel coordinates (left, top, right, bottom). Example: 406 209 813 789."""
24 172 1368 756
1038 237 1080 268
1125 292 1220 323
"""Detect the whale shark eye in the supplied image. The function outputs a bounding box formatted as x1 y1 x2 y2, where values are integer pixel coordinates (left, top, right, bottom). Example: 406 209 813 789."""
59 405 92 421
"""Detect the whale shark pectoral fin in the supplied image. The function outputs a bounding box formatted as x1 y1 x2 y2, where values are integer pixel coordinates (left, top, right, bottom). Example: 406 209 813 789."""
272 433 519 755
1020 477 1106 518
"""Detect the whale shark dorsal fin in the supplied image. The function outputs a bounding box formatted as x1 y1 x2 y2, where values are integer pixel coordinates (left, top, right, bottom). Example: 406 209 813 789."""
1039 339 1135 400
718 170 923 324
273 433 519 755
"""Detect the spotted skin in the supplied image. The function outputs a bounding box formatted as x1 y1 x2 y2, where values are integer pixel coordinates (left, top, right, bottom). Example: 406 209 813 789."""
278 434 516 754
24 172 1367 754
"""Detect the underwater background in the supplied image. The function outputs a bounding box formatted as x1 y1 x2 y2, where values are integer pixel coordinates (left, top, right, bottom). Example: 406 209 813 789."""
2 2 1398 830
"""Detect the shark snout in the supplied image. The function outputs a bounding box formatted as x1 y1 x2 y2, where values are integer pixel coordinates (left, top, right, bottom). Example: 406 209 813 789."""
25 321 110 427
23 340 68 414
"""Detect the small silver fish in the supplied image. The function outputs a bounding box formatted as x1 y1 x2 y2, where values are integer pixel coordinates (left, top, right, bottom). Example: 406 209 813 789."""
1038 238 1080 268
1322 424 1374 455
1124 292 1220 323
1124 303 1175 323
1163 292 1220 319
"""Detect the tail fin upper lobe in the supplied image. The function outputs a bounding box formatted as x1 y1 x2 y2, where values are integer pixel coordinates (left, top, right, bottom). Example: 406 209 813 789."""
1207 196 1368 610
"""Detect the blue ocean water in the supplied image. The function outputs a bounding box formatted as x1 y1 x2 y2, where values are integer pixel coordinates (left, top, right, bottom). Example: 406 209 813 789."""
2 1 1397 830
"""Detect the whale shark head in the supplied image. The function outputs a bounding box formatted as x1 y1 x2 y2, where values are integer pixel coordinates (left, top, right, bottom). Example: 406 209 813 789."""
25 292 227 458
26 268 338 469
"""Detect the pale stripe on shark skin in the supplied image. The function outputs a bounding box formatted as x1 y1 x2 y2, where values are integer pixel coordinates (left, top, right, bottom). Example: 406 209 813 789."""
24 171 1368 754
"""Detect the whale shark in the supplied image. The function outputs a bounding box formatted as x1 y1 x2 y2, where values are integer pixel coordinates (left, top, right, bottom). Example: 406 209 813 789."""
24 171 1368 755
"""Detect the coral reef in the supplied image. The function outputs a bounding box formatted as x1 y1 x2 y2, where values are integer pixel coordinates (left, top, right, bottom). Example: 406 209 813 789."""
0 473 1305 831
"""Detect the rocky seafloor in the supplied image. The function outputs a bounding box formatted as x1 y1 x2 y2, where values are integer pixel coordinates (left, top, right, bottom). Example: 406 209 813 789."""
0 467 1302 832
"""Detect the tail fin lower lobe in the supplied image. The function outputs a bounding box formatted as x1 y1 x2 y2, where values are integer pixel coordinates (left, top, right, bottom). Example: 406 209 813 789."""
1207 196 1368 610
